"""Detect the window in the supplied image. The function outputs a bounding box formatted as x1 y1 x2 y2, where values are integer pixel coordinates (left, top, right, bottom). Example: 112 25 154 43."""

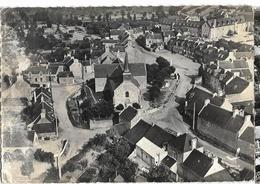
125 91 129 97
35 78 37 82
40 78 43 82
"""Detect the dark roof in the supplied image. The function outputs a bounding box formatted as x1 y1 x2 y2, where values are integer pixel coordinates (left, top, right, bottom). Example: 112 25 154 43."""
94 63 146 78
145 32 163 40
219 60 249 69
124 120 152 145
225 77 249 95
186 87 224 114
47 64 60 75
221 71 234 84
32 123 56 134
63 56 74 67
205 169 234 181
34 87 52 100
172 133 202 153
239 127 254 144
110 29 125 36
57 71 74 78
183 149 213 178
206 17 246 28
107 122 130 137
161 156 176 168
26 65 48 74
119 106 138 122
199 104 244 133
144 124 177 148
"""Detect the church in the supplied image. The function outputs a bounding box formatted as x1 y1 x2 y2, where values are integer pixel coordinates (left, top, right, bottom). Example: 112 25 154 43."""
94 53 147 107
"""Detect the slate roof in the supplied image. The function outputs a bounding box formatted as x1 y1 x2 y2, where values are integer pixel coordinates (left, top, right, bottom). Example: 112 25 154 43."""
198 103 244 133
183 149 213 178
57 71 74 78
34 87 52 100
145 32 163 40
225 77 249 95
161 155 176 168
94 63 146 78
26 65 48 74
206 16 246 28
239 127 254 144
33 123 56 134
219 60 249 69
110 29 125 36
124 119 152 145
186 86 225 114
144 124 177 148
47 64 60 75
172 133 202 153
119 106 138 122
205 169 234 181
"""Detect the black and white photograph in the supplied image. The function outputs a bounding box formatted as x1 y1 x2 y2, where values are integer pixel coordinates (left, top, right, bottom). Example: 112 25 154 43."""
0 5 255 183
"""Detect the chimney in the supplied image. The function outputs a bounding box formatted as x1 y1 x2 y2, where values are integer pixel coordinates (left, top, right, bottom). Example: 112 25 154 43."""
216 60 220 70
33 91 37 103
191 137 198 150
41 108 46 118
212 93 217 98
244 115 251 123
232 109 239 118
204 99 210 106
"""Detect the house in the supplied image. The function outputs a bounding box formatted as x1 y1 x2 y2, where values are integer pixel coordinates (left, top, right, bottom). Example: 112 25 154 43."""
144 32 164 50
179 149 233 182
110 29 125 40
185 86 233 119
27 87 58 141
238 126 254 160
162 30 177 44
201 16 248 40
135 136 168 167
197 102 254 155
123 119 152 146
57 71 74 85
107 106 138 139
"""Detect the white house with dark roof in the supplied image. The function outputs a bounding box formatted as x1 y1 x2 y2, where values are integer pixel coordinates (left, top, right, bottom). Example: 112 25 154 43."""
144 32 164 50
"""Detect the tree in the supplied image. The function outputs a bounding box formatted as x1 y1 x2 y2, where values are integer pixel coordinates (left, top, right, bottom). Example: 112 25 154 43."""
34 149 55 164
155 6 166 19
97 14 102 22
168 6 178 15
132 103 141 109
146 165 176 182
120 159 138 182
156 56 170 70
116 104 124 111
133 14 137 21
127 12 132 20
20 161 34 178
149 85 161 101
142 12 147 20
120 9 125 20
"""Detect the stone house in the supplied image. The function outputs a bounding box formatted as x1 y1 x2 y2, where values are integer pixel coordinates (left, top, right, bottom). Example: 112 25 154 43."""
197 102 254 155
201 16 248 40
178 149 233 182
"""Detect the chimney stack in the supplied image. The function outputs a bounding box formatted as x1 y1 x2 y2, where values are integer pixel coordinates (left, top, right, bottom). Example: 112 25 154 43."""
191 137 198 150
232 109 239 118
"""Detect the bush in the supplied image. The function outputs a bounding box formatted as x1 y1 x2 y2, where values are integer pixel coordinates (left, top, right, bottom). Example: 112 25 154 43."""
115 104 124 111
132 103 141 109
34 149 55 164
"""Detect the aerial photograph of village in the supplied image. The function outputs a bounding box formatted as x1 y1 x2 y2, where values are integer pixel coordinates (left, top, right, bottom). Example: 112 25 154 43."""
0 6 255 182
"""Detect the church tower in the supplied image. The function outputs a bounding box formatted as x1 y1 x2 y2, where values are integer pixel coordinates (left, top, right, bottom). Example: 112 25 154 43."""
123 52 132 81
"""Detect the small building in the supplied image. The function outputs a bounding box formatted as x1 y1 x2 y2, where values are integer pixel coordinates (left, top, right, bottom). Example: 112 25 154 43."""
161 155 178 178
179 149 233 182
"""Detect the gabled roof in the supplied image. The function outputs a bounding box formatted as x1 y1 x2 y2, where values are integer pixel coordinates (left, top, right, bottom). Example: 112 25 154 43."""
144 124 177 148
239 126 254 144
225 77 249 95
161 155 176 168
145 32 163 40
34 87 52 100
124 119 152 145
198 103 244 133
110 29 125 36
183 149 213 178
57 71 74 78
119 106 138 122
26 65 48 74
32 123 56 134
172 133 202 153
186 86 225 114
94 63 146 78
219 60 249 69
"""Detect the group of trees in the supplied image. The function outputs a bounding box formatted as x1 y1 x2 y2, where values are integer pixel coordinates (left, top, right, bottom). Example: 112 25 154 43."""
34 149 55 164
145 165 176 182
97 139 137 182
146 57 175 101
